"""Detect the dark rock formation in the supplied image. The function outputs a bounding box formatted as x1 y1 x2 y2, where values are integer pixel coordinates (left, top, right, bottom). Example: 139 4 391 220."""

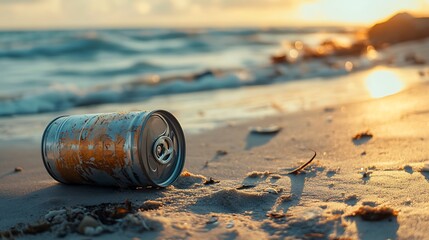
368 12 429 46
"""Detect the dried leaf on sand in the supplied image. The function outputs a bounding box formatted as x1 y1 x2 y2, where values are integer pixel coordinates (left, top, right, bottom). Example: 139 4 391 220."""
352 131 373 145
266 211 286 219
351 206 398 221
352 131 373 140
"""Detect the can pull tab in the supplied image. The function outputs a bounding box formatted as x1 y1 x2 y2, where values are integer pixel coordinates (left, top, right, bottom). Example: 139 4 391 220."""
153 136 174 164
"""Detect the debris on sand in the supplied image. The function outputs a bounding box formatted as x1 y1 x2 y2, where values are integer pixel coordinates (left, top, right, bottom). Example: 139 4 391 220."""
266 211 286 219
14 167 23 172
351 206 398 221
226 220 234 228
286 150 317 175
236 184 256 190
352 131 373 145
204 177 220 185
249 125 282 134
264 187 279 194
206 216 218 224
353 131 373 140
1 222 52 238
23 222 52 235
359 168 373 178
140 200 163 211
216 150 228 156
77 215 102 236
1 200 170 238
247 171 271 178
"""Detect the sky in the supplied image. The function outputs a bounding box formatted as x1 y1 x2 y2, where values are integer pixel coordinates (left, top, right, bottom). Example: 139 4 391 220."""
1 0 429 29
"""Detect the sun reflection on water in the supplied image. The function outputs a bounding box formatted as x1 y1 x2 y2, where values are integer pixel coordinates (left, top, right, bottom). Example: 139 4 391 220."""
365 69 405 98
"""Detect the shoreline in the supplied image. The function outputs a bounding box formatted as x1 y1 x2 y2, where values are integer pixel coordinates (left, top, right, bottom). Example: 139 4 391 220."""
0 65 427 142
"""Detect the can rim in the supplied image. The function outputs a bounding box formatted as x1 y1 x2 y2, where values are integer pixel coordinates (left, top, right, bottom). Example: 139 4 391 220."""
41 115 68 184
138 110 186 187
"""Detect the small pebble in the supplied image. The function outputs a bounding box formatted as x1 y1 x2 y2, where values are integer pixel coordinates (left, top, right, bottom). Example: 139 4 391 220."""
206 216 218 224
14 167 23 172
78 216 100 234
84 226 103 236
226 220 234 228
264 187 278 194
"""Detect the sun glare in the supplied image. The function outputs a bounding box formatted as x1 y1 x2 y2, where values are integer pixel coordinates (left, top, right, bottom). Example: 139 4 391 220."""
295 0 424 25
364 69 405 98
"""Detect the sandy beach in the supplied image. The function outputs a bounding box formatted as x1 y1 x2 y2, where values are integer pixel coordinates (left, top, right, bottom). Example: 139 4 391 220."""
1 71 429 239
2 6 429 239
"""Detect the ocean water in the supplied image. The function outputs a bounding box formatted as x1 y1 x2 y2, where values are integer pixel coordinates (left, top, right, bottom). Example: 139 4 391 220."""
0 27 359 116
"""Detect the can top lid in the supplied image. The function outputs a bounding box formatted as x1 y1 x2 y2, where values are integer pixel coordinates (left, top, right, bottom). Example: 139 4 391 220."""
140 110 185 187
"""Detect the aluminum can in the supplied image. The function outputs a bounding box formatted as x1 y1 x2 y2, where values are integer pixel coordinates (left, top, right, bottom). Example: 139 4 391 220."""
41 110 185 187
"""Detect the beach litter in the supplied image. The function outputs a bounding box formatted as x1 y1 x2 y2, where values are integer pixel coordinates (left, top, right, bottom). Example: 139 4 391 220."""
140 200 163 211
236 184 256 190
286 150 317 175
41 110 185 188
204 177 220 185
264 187 279 194
351 206 398 221
249 125 282 134
359 168 373 178
352 131 373 145
266 211 286 219
206 216 219 224
1 222 52 238
226 220 234 228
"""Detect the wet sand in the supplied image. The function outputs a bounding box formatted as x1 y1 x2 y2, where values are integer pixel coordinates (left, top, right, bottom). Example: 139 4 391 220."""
1 78 429 239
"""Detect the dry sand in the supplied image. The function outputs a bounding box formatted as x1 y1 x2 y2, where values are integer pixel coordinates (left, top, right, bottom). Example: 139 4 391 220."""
1 80 429 239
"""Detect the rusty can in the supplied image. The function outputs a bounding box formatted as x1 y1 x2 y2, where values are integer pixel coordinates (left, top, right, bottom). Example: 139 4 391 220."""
41 110 185 187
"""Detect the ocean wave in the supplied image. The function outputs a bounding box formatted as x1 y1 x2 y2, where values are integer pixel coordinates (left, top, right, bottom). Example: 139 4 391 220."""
0 72 250 116
127 29 200 41
0 27 356 59
0 34 137 59
0 57 368 117
52 61 163 77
